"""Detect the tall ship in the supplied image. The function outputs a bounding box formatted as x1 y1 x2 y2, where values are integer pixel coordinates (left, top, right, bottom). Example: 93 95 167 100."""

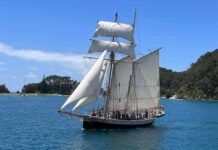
59 11 165 129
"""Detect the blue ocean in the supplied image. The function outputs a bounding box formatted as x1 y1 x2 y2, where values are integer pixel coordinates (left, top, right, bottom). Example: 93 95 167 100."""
0 96 218 150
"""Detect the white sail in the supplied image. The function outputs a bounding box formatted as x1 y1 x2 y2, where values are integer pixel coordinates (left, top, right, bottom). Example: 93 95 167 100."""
124 75 136 111
106 57 133 112
94 21 134 42
72 61 108 110
72 97 96 111
126 50 160 110
89 39 135 58
60 50 107 110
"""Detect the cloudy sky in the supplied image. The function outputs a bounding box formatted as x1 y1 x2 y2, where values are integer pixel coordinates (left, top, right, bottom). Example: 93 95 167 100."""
0 0 217 91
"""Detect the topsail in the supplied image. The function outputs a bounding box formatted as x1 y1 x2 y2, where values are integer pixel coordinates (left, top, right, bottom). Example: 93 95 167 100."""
89 39 135 58
94 21 134 42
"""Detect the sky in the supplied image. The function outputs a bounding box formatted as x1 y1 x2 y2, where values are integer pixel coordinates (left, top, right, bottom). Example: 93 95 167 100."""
0 0 217 92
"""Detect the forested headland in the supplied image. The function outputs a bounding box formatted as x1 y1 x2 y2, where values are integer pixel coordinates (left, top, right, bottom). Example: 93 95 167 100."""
0 84 10 93
160 49 218 99
22 75 79 95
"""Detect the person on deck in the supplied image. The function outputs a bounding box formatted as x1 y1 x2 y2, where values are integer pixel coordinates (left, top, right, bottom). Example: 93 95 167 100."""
145 110 148 119
91 109 96 116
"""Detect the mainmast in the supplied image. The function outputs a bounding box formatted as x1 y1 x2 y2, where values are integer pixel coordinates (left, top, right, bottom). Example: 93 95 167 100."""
132 9 138 115
133 9 137 31
104 12 118 114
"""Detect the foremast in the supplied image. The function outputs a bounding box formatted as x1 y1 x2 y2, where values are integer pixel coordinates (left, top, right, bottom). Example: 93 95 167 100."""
104 12 118 115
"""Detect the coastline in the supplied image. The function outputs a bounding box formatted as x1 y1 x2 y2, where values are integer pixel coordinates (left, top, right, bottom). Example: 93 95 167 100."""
162 97 218 101
0 93 217 101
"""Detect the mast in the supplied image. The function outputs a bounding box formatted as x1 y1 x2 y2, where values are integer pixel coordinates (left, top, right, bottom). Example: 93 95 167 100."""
133 9 137 30
133 9 138 115
104 12 118 114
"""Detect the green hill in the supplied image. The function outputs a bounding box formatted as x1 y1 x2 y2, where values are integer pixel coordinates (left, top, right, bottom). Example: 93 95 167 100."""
160 49 218 99
0 84 10 93
23 75 79 95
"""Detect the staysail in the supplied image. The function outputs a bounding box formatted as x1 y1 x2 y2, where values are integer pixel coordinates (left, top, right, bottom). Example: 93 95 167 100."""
105 57 133 112
94 21 134 42
125 50 160 111
60 50 107 110
89 39 135 58
72 61 108 110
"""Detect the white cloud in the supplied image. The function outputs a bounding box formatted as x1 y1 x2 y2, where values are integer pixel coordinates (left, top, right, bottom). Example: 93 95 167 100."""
23 72 37 79
0 42 88 72
11 75 17 79
29 66 38 71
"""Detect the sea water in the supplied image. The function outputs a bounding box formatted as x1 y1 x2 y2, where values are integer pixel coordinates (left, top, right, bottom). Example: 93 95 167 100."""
0 96 218 150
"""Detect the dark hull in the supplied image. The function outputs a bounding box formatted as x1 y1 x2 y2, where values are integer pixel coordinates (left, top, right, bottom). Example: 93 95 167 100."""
83 120 154 129
83 115 155 129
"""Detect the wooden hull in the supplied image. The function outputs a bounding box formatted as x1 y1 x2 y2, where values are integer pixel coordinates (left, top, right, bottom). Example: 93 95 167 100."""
83 115 155 129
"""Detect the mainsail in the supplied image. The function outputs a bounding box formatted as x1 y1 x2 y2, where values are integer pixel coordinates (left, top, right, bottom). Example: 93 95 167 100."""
105 57 133 112
60 50 107 110
105 50 160 112
94 21 134 42
125 50 160 111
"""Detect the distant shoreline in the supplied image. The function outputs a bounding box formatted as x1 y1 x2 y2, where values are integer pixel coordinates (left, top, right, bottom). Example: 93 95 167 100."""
164 97 218 101
0 93 217 101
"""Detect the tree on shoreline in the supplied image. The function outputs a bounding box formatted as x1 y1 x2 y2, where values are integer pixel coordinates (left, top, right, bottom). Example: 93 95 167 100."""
22 75 79 95
0 84 10 93
160 49 218 99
